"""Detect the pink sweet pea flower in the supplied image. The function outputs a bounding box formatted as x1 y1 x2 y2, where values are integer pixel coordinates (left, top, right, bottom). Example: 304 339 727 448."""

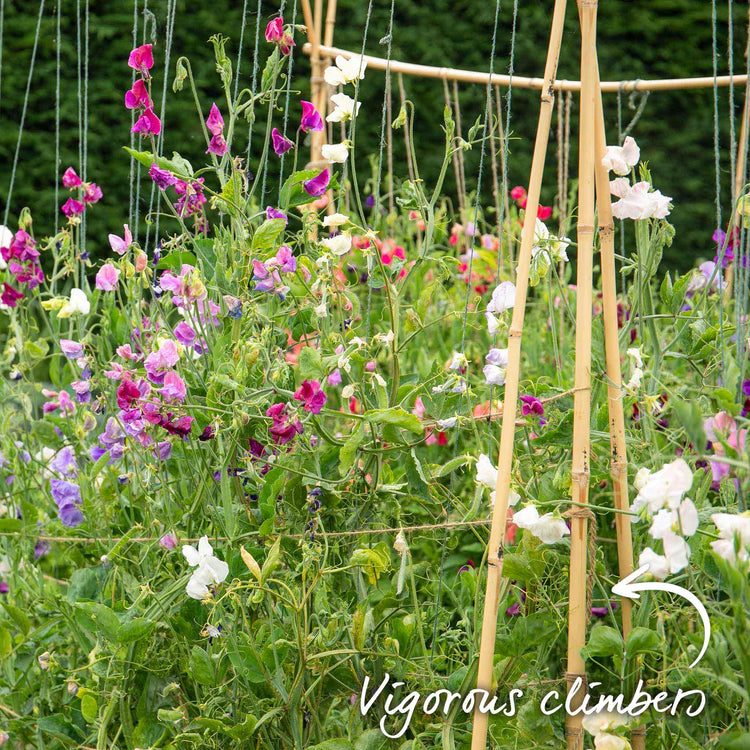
265 17 295 55
95 263 121 291
1 283 24 307
206 103 224 136
108 225 133 255
271 128 294 156
207 134 228 156
294 380 327 414
128 44 154 75
132 107 162 135
62 167 82 188
303 169 330 197
160 370 187 402
61 199 85 217
83 183 103 204
300 101 324 133
149 164 177 189
125 78 151 109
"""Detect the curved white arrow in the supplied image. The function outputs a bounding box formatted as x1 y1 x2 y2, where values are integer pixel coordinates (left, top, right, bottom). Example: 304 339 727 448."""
612 564 711 668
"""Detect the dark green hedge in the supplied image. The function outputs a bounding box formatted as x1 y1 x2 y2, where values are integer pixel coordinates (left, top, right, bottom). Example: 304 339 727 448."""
0 0 746 269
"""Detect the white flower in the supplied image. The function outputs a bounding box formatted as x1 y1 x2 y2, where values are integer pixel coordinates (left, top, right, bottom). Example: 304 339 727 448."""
513 504 570 544
182 536 229 600
323 212 350 229
486 281 516 315
582 711 629 737
625 367 643 391
448 351 468 371
483 364 506 386
314 301 328 318
436 417 457 429
341 383 355 399
322 142 349 163
393 530 409 554
486 312 500 335
205 624 223 639
321 233 352 256
626 347 643 368
610 179 672 220
630 458 693 515
475 454 497 489
487 487 520 507
58 288 90 318
649 499 697 540
633 467 651 492
662 530 691 574
327 93 361 123
323 54 367 86
601 136 640 176
532 219 570 262
485 348 508 367
710 512 750 564
638 547 669 579
374 329 395 346
594 733 631 750
0 225 12 271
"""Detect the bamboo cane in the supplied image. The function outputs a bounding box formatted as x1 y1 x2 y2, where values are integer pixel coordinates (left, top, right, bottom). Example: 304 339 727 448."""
301 0 322 172
469 0 568 747
592 57 645 750
565 1 598 747
301 42 750 93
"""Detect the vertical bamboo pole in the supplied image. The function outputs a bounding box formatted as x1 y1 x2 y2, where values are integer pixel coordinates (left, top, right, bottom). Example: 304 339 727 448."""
593 58 645 750
320 0 338 220
301 0 321 171
565 2 598 749
470 0 568 747
311 0 325 166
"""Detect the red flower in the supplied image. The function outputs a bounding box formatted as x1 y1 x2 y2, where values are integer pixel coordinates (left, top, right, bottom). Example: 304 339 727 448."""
537 205 552 221
1 283 24 307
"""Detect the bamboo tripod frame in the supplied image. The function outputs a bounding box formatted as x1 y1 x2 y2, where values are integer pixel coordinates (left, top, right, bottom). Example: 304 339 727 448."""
470 0 644 748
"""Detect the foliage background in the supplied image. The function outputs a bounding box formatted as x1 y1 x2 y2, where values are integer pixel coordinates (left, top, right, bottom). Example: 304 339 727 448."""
0 0 747 270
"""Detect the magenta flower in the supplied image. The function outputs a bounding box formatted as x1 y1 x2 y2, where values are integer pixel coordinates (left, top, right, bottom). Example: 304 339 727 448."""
294 380 327 414
83 183 103 204
519 395 544 417
174 321 196 346
300 101 324 133
266 402 303 444
173 179 207 219
61 199 85 217
132 107 162 136
266 206 288 224
128 44 154 75
205 103 228 156
117 379 142 410
207 133 228 156
1 283 24 308
276 245 296 272
271 128 294 156
303 168 330 197
108 225 133 255
95 263 120 291
149 164 177 189
125 78 151 109
62 167 82 188
265 17 295 55
328 369 342 386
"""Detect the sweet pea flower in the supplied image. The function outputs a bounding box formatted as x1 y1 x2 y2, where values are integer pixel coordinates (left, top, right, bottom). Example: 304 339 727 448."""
132 107 162 136
271 128 294 156
61 199 85 217
62 166 82 188
510 185 527 204
321 232 352 256
485 280 516 333
83 183 103 204
300 100 324 132
322 142 349 163
149 164 178 189
182 536 230 600
266 402 303 444
475 453 497 490
160 370 187 402
1 283 24 308
95 264 120 291
125 78 151 109
160 531 178 550
266 206 288 224
60 339 84 359
610 178 672 220
128 44 154 75
513 504 570 544
108 224 133 255
601 136 640 175
49 478 84 527
326 93 361 123
264 17 295 55
710 512 750 564
58 288 90 318
520 395 544 417
638 546 670 579
323 54 367 86
304 169 330 197
294 380 327 414
630 458 693 515
205 103 228 156
532 219 570 262
323 213 349 229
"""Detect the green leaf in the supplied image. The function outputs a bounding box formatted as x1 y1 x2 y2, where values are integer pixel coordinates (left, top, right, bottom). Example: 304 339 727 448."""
365 407 424 435
672 400 707 451
298 347 324 381
625 626 661 656
308 741 356 750
261 537 282 583
581 625 623 660
339 422 365 477
718 732 750 749
189 645 217 686
3 602 30 635
251 218 286 253
156 250 198 271
115 618 155 644
261 46 281 92
0 518 22 532
123 147 193 177
80 693 98 723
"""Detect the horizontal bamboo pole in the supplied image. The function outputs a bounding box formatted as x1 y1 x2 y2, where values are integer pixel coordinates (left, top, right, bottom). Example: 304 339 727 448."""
302 42 750 93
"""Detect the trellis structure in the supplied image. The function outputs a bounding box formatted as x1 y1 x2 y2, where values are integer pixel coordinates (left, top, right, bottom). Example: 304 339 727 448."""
299 4 750 750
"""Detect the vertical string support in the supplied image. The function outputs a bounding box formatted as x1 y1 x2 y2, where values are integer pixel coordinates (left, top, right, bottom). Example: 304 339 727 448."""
565 1 598 748
469 0 569 747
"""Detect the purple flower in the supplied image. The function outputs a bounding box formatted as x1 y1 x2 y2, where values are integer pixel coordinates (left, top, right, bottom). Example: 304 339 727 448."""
174 321 197 346
365 194 376 209
519 395 544 417
276 245 296 273
60 339 84 360
154 441 173 460
266 402 303 444
149 164 178 189
266 206 288 224
0 582 8 595
159 531 178 550
49 478 84 528
303 169 330 197
328 369 342 386
743 379 750 398
50 447 78 478
61 199 85 217
199 425 215 441
300 101 324 133
34 539 51 560
271 128 294 156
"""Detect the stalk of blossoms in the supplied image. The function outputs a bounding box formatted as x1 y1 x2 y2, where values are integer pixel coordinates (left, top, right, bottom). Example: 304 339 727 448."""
470 0 568 748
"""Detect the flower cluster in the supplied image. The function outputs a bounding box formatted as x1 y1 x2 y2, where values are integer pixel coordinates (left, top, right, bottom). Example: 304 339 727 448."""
60 166 103 220
631 458 697 578
265 16 295 56
182 536 230 599
1 227 43 307
126 44 162 135
252 245 296 298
